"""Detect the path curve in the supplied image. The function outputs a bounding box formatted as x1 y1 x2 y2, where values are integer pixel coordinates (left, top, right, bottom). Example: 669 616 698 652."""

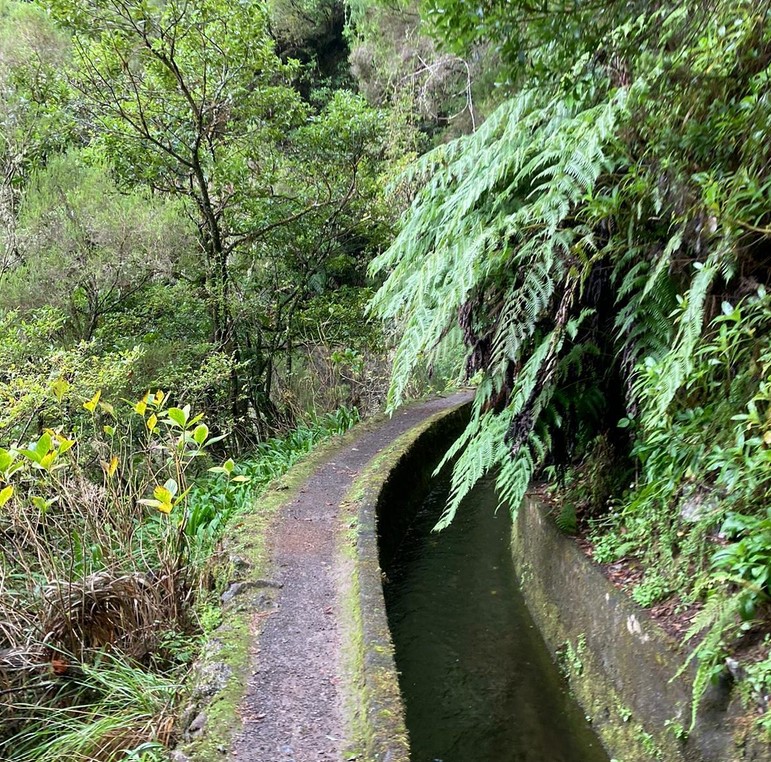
229 394 471 762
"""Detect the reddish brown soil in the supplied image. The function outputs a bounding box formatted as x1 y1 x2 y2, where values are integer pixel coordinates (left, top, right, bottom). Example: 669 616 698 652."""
228 394 470 762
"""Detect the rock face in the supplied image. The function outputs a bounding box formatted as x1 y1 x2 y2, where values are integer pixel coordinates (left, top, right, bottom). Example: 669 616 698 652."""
512 497 771 762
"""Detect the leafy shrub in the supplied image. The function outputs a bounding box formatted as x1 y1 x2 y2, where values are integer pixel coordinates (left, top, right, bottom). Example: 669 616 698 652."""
712 510 771 620
0 385 234 748
631 574 671 608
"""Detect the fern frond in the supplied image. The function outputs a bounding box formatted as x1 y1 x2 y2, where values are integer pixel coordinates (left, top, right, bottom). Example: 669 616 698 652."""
372 84 633 519
639 251 720 423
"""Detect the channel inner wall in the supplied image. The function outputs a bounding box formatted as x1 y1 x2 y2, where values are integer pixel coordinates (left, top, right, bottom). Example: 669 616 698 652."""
512 496 770 762
349 401 470 762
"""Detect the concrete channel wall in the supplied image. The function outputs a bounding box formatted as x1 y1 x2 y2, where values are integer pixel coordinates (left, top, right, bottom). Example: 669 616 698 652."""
512 497 771 762
350 405 769 762
344 401 469 762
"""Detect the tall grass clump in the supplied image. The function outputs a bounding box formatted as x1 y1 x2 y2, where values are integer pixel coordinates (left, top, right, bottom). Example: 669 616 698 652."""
4 656 177 762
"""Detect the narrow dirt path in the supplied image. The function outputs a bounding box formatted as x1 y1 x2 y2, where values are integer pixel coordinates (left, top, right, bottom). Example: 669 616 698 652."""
228 394 469 762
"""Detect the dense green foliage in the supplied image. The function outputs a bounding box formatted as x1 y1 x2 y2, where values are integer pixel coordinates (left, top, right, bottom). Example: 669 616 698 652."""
0 0 391 445
0 381 357 758
372 0 771 734
0 0 380 756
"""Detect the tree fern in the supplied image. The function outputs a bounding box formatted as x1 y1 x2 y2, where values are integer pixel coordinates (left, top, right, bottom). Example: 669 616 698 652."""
371 83 633 519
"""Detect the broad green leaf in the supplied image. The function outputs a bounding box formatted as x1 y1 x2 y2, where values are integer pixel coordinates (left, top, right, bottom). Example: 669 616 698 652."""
209 458 235 476
35 433 53 458
166 407 188 427
51 378 70 402
193 424 209 445
0 449 13 473
20 449 42 464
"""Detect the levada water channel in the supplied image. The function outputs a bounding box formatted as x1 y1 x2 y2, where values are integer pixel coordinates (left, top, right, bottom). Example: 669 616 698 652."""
380 470 609 762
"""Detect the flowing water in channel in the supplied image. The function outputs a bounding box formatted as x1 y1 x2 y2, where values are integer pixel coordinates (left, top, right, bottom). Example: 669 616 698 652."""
383 473 610 762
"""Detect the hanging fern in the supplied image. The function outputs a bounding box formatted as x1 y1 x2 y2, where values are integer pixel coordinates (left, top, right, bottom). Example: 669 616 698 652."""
370 85 636 519
371 0 771 738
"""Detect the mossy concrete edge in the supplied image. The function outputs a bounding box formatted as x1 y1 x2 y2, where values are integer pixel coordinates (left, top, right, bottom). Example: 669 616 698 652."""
512 496 771 762
339 402 470 762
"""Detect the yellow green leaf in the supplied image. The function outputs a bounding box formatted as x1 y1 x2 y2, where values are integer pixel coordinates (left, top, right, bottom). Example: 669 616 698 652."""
192 424 209 445
51 378 70 402
40 452 57 471
147 413 158 432
57 437 76 455
153 485 173 504
35 432 52 458
139 496 172 514
83 390 102 413
107 456 119 478
0 485 13 508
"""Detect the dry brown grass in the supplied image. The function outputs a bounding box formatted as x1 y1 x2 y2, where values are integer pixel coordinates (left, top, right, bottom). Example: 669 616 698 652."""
41 570 179 661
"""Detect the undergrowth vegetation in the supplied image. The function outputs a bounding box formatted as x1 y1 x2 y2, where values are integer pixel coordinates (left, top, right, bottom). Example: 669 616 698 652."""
0 380 357 760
